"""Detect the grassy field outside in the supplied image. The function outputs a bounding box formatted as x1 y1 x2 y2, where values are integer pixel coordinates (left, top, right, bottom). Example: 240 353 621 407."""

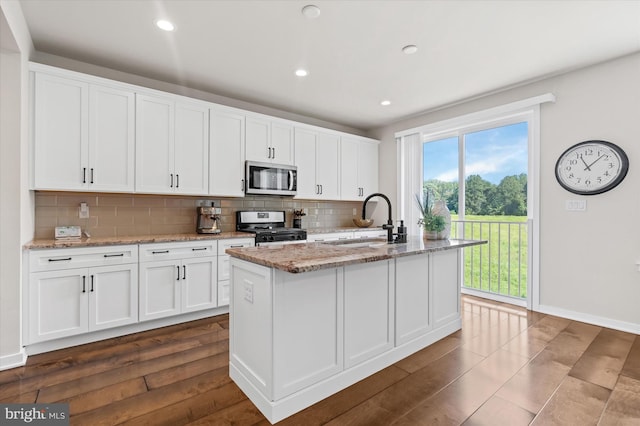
451 215 528 298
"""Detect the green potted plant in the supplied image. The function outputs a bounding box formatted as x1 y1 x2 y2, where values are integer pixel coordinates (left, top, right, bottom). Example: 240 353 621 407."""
415 190 448 240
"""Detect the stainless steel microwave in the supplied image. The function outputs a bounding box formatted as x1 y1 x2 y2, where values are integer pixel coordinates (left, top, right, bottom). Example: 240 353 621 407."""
245 161 297 196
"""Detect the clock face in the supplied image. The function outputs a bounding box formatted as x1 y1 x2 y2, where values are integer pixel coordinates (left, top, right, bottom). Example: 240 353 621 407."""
555 140 629 195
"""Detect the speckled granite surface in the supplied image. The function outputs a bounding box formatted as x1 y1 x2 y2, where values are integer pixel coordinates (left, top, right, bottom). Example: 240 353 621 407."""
24 232 254 249
226 237 486 273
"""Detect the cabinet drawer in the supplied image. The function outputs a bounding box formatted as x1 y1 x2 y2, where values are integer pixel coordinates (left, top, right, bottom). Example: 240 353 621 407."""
219 238 254 254
139 241 216 262
29 245 138 272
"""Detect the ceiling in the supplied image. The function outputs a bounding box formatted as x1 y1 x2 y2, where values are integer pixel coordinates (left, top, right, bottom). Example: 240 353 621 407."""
17 0 640 130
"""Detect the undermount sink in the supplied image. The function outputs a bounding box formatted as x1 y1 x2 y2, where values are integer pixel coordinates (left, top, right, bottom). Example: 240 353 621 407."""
325 238 390 248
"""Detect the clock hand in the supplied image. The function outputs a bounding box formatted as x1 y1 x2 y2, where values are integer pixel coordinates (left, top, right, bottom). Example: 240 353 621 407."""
580 156 591 171
585 154 606 170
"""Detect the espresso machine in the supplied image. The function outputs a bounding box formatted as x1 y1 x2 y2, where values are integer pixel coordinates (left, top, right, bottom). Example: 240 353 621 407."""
196 206 221 234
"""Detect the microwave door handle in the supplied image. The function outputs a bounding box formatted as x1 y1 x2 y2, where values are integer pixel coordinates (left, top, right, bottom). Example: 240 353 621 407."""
288 170 294 191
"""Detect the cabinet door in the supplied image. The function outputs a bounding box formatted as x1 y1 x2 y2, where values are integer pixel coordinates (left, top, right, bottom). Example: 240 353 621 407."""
29 268 89 343
135 94 174 193
271 121 294 165
174 102 209 195
358 141 379 197
139 260 180 321
89 264 138 331
315 132 340 200
344 260 394 368
293 128 318 199
340 137 360 200
33 73 89 190
431 250 461 328
245 116 270 162
181 256 217 313
395 255 431 345
89 84 135 192
210 108 245 196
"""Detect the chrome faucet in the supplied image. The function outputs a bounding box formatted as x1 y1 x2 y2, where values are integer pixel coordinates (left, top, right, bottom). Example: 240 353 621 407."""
362 193 394 243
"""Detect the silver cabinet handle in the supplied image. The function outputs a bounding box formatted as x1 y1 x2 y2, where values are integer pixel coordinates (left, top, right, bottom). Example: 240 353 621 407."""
176 265 180 281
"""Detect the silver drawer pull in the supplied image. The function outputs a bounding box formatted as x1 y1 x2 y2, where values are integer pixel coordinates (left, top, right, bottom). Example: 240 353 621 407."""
229 244 244 248
152 250 169 254
48 257 72 262
104 253 124 258
191 247 208 251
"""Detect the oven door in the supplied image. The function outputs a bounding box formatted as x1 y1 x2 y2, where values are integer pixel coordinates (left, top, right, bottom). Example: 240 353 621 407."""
245 161 297 196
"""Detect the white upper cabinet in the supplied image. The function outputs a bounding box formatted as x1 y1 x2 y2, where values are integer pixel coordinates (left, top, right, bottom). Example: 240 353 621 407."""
210 107 246 197
245 115 294 165
174 102 210 195
33 72 134 192
30 64 378 199
294 128 340 200
135 94 209 195
89 85 135 192
340 136 379 200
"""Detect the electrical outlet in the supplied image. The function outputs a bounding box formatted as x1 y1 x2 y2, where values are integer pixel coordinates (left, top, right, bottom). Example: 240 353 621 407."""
244 282 254 304
79 202 89 218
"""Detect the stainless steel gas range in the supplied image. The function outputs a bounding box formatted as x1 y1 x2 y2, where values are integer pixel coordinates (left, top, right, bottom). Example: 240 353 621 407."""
236 211 307 246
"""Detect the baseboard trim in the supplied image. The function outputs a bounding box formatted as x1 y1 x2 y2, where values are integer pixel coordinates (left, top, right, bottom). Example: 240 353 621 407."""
0 348 27 371
537 304 640 334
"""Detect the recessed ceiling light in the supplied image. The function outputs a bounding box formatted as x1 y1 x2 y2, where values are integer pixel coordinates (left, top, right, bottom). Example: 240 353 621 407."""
156 20 175 32
380 100 391 106
302 5 321 19
295 69 308 77
402 44 418 54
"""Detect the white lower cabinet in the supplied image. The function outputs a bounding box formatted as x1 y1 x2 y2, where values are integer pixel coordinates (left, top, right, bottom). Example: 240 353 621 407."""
27 245 138 344
139 241 217 321
217 238 254 306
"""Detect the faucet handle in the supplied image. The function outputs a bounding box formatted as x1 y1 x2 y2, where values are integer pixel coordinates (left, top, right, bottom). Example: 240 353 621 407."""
382 223 393 230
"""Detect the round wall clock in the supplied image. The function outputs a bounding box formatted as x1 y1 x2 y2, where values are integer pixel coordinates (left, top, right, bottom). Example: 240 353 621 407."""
555 140 629 195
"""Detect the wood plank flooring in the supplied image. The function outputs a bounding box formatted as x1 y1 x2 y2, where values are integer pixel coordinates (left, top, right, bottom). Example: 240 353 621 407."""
1 295 639 425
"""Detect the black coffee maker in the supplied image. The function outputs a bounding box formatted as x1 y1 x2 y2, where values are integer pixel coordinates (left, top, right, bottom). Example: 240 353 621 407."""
196 207 221 234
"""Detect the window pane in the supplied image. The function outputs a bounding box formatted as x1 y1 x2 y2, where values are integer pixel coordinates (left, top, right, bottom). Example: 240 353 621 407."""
464 122 528 218
423 136 459 213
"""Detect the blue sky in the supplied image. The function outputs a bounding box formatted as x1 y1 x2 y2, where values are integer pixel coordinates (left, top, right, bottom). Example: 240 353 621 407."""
423 122 528 185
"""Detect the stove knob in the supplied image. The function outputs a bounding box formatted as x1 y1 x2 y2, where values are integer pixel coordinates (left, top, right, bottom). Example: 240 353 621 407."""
268 235 275 242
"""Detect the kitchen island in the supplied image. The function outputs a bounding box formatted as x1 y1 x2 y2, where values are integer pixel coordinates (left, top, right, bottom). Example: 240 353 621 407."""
226 237 485 424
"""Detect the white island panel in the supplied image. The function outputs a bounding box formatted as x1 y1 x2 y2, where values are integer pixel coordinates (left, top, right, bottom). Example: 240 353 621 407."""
273 268 343 399
344 260 394 368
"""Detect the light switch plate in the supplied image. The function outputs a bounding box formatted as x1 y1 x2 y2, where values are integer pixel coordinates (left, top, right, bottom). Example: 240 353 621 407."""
565 199 586 211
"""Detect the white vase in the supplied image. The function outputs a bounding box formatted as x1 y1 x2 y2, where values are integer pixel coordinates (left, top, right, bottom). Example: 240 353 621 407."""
431 200 451 239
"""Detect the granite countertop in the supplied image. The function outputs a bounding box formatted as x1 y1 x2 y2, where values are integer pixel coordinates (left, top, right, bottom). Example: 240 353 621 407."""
226 237 487 273
24 232 254 250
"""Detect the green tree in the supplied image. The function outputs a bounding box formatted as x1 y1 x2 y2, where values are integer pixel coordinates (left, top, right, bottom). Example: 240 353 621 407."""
465 174 494 215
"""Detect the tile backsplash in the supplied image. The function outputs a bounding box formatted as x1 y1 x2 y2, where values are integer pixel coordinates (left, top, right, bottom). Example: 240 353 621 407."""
34 192 367 239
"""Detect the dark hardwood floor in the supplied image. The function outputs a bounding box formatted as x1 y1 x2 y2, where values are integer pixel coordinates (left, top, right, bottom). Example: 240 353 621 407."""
1 295 639 425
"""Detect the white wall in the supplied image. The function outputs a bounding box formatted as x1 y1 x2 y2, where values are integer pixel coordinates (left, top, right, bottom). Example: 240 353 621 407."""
370 53 640 332
0 0 34 369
